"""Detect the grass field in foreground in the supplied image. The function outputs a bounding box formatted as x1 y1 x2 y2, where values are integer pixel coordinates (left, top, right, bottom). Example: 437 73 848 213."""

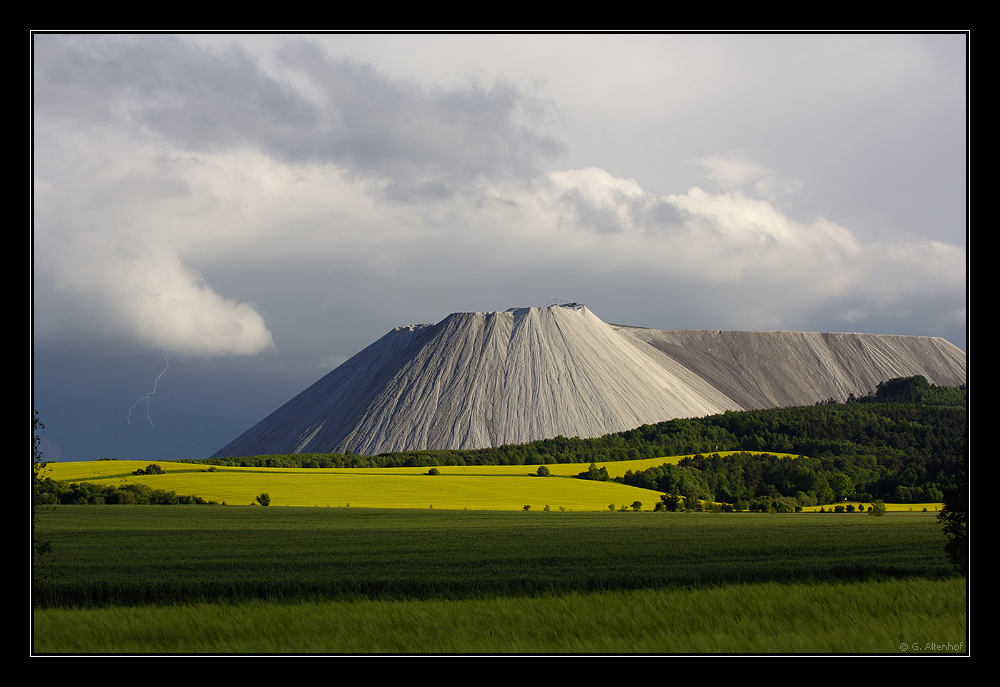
41 454 803 510
33 577 967 654
33 506 956 608
32 506 966 653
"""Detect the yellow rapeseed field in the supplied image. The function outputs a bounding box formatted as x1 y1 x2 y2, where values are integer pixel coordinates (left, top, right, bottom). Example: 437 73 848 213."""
43 452 833 511
44 459 680 511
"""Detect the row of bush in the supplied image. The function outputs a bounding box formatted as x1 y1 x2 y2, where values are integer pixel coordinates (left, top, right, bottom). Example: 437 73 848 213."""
34 478 217 506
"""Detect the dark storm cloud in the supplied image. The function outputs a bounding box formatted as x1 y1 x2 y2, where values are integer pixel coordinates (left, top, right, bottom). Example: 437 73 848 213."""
34 35 565 201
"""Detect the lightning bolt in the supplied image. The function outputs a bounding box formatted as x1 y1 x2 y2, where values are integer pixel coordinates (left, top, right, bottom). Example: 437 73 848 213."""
128 358 170 427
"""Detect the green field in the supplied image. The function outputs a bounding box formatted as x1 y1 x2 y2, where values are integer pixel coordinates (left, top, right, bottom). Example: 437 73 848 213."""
32 506 966 654
33 578 966 654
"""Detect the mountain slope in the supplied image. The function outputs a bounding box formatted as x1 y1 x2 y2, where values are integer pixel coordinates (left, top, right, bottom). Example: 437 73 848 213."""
620 327 967 411
211 306 966 458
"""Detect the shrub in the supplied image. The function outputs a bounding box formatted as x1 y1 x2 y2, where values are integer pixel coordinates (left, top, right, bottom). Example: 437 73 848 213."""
578 463 609 481
536 465 550 477
427 467 440 476
938 487 967 575
135 464 164 476
256 493 271 507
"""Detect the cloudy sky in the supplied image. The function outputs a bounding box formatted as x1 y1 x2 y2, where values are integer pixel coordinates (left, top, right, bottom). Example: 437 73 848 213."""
32 33 968 463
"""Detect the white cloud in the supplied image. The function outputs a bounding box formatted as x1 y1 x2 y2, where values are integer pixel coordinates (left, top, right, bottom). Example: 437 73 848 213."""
33 35 965 361
34 113 964 355
33 134 275 358
34 228 275 358
688 152 804 201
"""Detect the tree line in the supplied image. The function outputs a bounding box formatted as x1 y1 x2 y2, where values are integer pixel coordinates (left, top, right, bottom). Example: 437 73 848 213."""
200 376 966 506
34 479 217 506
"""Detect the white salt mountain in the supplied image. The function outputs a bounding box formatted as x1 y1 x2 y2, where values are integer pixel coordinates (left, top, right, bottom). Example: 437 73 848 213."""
211 306 967 458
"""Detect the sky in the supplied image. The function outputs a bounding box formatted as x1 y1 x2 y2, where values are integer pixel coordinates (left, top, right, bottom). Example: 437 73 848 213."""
32 33 968 463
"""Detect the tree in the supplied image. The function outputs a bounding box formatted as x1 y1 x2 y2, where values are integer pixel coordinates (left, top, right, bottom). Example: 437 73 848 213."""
33 410 46 483
660 493 682 512
578 463 609 481
869 499 887 517
631 501 643 512
135 463 164 476
33 411 52 567
875 375 930 403
536 465 550 477
828 473 854 502
938 484 967 575
256 492 271 507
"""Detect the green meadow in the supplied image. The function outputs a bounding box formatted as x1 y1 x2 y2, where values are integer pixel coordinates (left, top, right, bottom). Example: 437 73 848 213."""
32 506 966 654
